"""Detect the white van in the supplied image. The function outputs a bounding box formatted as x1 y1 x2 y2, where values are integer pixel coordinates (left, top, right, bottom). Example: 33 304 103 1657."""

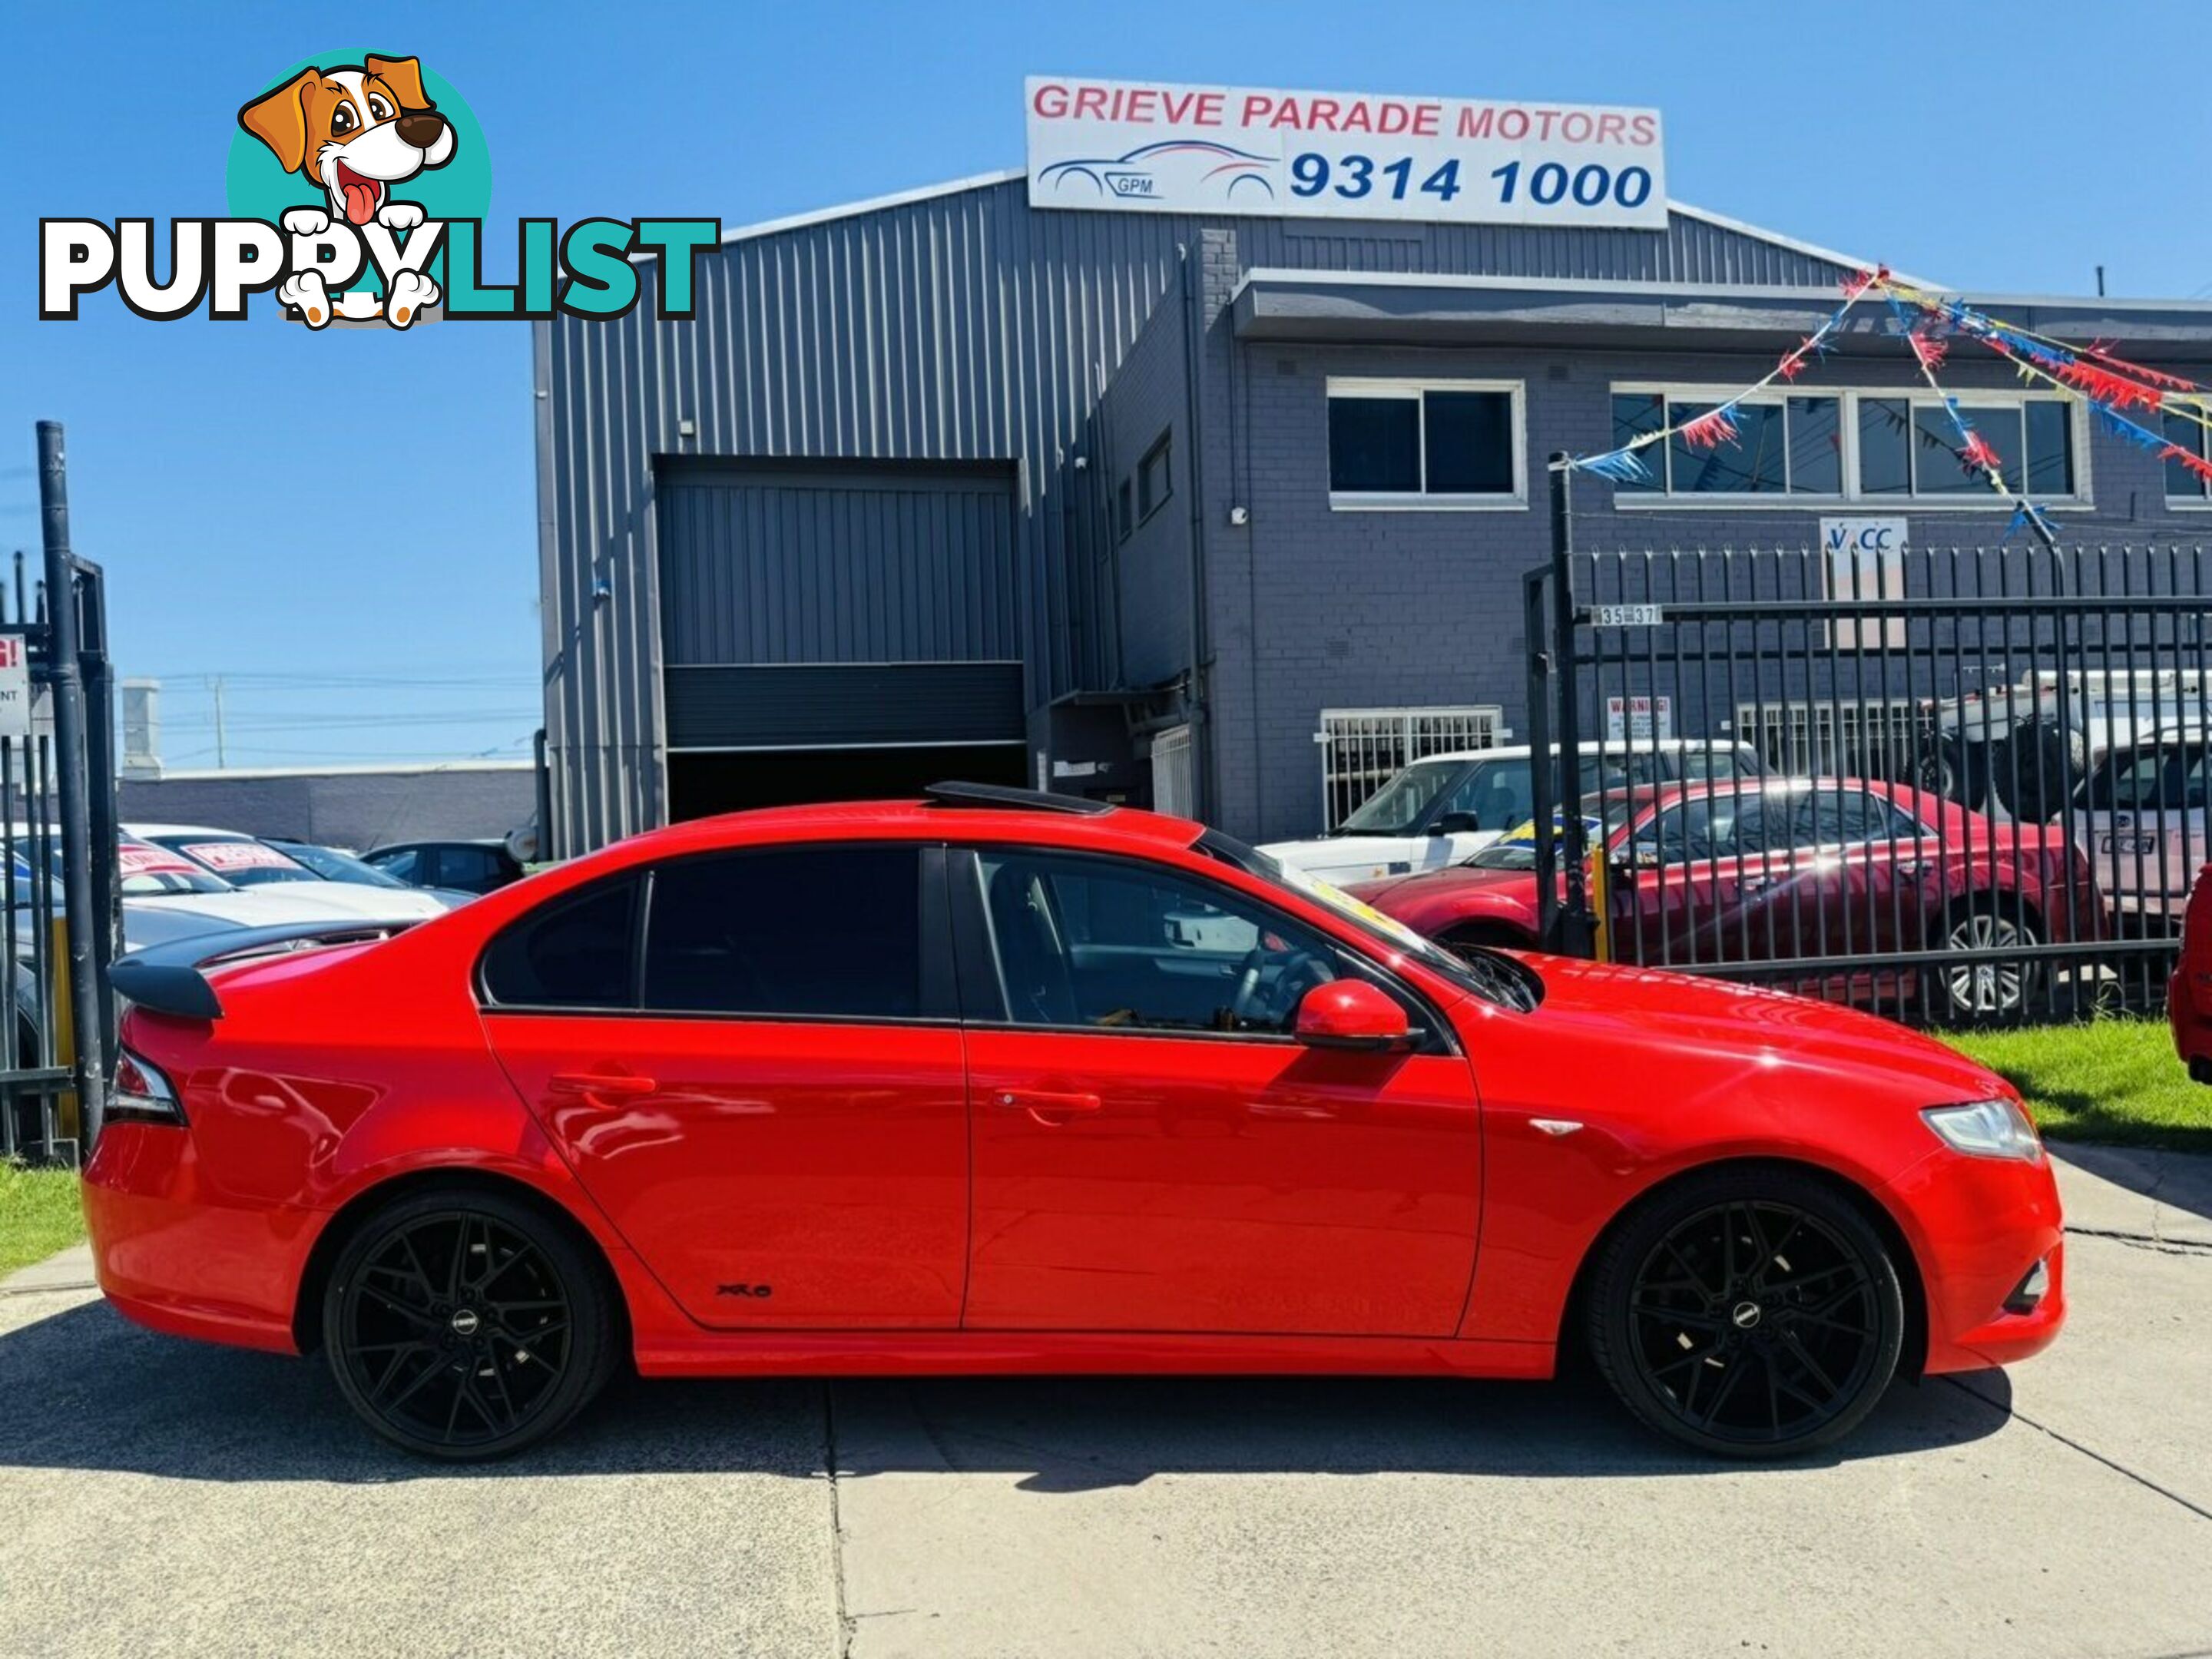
1260 740 1767 885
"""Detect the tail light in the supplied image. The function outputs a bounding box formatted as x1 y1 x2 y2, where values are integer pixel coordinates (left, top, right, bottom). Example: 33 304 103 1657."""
111 1047 183 1124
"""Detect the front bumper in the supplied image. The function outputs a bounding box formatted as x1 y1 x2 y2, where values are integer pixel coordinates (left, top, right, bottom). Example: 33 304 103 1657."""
81 1122 316 1353
1886 1142 2067 1373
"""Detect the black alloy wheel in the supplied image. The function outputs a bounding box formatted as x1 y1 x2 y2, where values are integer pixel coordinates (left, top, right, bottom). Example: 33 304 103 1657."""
323 1189 616 1459
1586 1168 1905 1457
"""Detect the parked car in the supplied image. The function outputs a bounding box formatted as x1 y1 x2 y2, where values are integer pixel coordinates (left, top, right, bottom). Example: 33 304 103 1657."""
265 837 476 908
129 824 449 922
1262 739 1767 885
2069 731 2207 931
112 836 433 949
361 837 526 896
2171 863 2212 1083
94 782 2061 1462
1917 684 2085 824
1920 672 2208 826
1346 777 2102 1022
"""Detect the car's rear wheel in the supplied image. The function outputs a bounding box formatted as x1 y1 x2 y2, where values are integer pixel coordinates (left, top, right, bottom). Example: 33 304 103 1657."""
1584 1168 1905 1458
323 1188 618 1459
1942 905 2041 1022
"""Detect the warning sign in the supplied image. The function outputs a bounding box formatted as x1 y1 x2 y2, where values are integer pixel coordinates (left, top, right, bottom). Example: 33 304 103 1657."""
0 637 30 739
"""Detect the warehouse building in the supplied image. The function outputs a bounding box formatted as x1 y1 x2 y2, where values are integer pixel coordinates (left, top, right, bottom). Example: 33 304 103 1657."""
534 79 2212 856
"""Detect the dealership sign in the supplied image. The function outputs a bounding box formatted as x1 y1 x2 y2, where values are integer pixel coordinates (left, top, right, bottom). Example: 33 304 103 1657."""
1822 516 1909 651
1026 77 1666 228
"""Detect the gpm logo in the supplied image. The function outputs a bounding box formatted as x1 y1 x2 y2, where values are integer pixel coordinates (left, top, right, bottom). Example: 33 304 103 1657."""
38 51 718 329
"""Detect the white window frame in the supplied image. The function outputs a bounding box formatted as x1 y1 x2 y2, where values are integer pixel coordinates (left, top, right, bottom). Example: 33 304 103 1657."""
2161 409 2212 510
1610 383 2094 512
1326 378 1528 512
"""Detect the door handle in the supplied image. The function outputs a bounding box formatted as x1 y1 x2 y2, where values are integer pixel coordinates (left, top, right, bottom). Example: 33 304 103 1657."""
551 1071 658 1098
992 1088 1102 1124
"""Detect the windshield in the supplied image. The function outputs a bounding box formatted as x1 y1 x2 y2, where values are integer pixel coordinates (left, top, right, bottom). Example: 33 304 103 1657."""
1333 759 1472 836
159 835 319 887
1468 800 1640 871
118 838 233 896
1200 829 1538 1010
276 843 411 889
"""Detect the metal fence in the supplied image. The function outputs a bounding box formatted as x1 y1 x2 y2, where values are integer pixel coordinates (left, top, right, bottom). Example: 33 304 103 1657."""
1527 535 2212 1024
2 424 120 1164
1318 704 1501 830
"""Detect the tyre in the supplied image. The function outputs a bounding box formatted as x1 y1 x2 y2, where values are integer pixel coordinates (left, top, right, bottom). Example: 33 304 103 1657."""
1941 902 2041 1022
322 1187 619 1459
1584 1167 1906 1458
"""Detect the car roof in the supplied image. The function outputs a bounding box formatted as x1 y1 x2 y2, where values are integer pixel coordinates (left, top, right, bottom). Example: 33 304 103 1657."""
1621 775 1907 812
366 838 508 852
598 798 1204 864
124 823 260 839
1402 738 1753 767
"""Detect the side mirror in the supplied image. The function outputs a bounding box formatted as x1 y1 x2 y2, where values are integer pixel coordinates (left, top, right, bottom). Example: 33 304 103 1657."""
1432 811 1481 836
1293 979 1412 1051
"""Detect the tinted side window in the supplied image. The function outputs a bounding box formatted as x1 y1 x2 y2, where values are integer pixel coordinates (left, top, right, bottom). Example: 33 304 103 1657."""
373 848 421 881
643 846 922 1018
440 847 502 889
974 850 1356 1037
481 878 638 1008
1789 788 1886 848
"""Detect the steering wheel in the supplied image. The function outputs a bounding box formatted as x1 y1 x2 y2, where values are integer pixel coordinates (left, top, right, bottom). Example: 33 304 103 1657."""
1228 944 1333 1029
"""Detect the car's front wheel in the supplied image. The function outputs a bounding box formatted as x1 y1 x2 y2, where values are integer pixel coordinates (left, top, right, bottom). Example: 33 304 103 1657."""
323 1187 619 1459
1584 1167 1906 1458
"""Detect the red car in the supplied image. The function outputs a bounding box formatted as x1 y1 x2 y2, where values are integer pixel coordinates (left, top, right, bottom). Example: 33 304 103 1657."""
2171 862 2212 1081
88 783 2062 1462
1349 778 2101 1021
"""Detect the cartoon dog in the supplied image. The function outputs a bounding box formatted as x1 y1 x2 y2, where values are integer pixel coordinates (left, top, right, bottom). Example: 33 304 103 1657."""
237 55 452 329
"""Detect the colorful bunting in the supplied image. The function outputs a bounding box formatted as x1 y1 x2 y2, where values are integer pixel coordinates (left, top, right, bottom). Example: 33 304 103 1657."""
1676 405 1743 452
1906 329 1948 371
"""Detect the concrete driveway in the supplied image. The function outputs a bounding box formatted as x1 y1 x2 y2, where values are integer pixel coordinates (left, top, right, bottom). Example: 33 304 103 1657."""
3 1149 2208 1659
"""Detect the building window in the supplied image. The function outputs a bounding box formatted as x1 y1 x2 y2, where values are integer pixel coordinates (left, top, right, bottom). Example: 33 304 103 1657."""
1326 380 1525 508
1610 387 2085 506
1137 432 1172 521
2166 412 2212 505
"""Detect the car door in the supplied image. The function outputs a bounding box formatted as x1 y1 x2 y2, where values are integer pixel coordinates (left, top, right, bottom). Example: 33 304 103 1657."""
952 844 1482 1336
478 843 971 1330
1612 790 1773 970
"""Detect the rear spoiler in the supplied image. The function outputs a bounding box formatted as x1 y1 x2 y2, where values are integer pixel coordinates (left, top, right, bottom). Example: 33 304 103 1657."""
111 919 424 1021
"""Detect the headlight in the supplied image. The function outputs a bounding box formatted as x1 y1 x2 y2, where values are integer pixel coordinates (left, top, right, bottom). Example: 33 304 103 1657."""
1922 1098 2041 1162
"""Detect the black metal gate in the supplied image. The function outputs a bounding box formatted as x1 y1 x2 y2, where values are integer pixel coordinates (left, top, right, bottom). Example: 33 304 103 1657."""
1 422 119 1163
1529 465 2212 1024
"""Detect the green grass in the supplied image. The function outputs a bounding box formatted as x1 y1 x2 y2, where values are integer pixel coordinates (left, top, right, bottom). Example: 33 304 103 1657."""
0 1161 84 1278
1942 1018 2212 1153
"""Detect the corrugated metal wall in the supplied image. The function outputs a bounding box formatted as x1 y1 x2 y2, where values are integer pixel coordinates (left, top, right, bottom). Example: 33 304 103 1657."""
536 174 1856 854
657 460 1019 668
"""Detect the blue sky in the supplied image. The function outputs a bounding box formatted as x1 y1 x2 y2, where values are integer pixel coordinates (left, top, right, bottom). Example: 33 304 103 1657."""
6 0 2209 766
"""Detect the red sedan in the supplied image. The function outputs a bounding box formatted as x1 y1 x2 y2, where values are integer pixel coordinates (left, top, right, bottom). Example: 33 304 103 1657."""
89 784 2061 1461
1349 778 2101 1021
